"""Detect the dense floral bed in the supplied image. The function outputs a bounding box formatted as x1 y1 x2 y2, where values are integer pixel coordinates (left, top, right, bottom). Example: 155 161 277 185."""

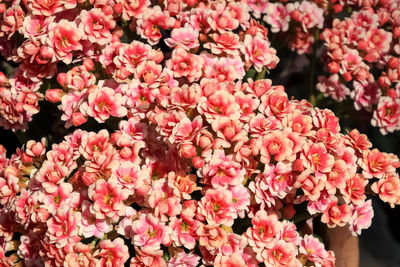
0 0 400 266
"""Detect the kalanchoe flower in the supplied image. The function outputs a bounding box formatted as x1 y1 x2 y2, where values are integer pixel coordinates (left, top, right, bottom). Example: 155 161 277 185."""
1 1 400 266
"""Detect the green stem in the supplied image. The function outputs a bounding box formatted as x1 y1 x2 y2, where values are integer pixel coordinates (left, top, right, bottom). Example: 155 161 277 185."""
256 67 267 80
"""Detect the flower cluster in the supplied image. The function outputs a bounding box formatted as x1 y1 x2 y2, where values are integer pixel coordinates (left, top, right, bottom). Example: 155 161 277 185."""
0 0 279 130
317 2 400 134
1 75 400 265
0 0 400 266
254 0 325 54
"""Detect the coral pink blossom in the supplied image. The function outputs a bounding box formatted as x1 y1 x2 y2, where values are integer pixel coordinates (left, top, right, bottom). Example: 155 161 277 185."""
131 213 171 251
64 243 98 267
26 0 76 16
341 174 367 205
88 179 128 222
166 47 204 82
371 96 400 134
78 8 116 45
321 200 351 227
196 223 228 251
168 250 200 267
244 210 283 252
80 82 127 123
349 200 374 235
94 238 129 267
361 149 395 179
261 240 297 267
260 130 295 164
243 35 279 72
170 217 197 250
34 161 69 193
47 20 83 64
204 32 242 56
136 6 176 45
214 252 247 267
164 26 199 50
299 235 329 265
200 150 245 188
264 3 290 33
46 209 81 249
301 142 334 173
198 188 235 226
371 173 400 207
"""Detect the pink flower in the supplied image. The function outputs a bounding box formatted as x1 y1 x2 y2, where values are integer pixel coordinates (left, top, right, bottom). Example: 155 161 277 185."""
321 199 351 227
47 20 83 64
198 89 240 124
79 129 112 160
259 90 291 118
22 15 53 41
371 96 400 134
1 5 24 38
64 243 98 267
46 209 81 249
341 174 367 205
349 200 374 235
345 129 372 155
244 210 283 252
34 160 69 193
264 3 290 33
94 238 129 267
46 141 77 172
290 1 324 31
170 217 197 250
249 173 277 209
204 32 242 56
88 179 128 222
196 223 228 251
247 0 269 18
361 149 395 179
214 252 247 267
80 82 127 123
131 213 171 252
164 26 199 50
80 200 112 239
260 130 294 164
208 1 239 32
200 150 245 188
130 248 166 267
167 171 200 200
243 35 279 72
42 183 80 215
117 0 150 20
198 188 235 226
261 240 297 267
299 235 328 265
166 48 204 82
316 74 350 102
14 189 49 227
282 110 313 136
262 163 295 199
136 6 176 45
26 0 76 16
168 250 200 267
351 81 380 112
78 8 116 46
301 142 334 174
371 173 400 207
311 108 340 133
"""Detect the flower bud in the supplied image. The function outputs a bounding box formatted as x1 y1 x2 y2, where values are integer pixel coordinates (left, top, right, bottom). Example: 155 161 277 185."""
45 89 64 103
